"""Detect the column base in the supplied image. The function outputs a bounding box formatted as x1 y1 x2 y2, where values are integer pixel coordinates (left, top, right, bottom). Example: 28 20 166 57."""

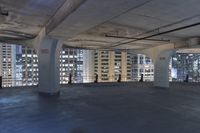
154 82 169 88
38 91 60 97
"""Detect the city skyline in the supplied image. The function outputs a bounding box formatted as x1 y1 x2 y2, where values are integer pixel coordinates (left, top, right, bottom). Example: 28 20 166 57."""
1 43 200 87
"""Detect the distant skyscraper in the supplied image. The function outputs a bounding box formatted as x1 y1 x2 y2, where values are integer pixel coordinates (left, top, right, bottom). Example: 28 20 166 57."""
83 50 94 83
0 43 16 87
1 44 85 87
132 54 154 81
94 50 132 82
15 45 23 86
171 53 200 82
15 45 39 86
0 43 159 87
59 48 84 84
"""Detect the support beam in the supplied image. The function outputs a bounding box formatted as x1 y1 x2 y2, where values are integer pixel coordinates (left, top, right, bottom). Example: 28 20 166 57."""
38 37 63 96
46 0 86 34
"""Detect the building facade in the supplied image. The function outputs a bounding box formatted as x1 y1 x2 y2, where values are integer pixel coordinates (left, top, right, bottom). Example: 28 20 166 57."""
1 43 85 87
171 53 200 82
132 54 154 81
83 50 94 83
0 43 164 87
94 50 132 82
0 43 16 87
59 48 84 84
15 45 39 86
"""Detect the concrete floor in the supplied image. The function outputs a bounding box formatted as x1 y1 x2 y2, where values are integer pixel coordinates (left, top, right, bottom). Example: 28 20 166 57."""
1 82 200 133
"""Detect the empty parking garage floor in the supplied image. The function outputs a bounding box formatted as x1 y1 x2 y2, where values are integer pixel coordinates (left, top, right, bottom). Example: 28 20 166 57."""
1 82 200 133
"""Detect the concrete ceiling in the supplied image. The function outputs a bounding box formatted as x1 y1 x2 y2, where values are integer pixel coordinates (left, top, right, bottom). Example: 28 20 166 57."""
177 48 200 54
1 0 200 50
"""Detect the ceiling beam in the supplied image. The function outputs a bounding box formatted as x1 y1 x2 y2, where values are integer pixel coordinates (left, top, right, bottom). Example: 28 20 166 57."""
46 0 86 34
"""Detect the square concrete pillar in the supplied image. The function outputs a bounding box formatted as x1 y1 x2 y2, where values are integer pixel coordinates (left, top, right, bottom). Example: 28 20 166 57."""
154 51 173 88
38 37 63 96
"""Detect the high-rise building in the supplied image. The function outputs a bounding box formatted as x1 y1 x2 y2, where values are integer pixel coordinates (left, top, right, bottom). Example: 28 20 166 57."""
171 53 200 82
59 48 84 84
0 43 16 87
1 44 85 87
0 43 158 87
83 50 94 83
22 46 38 86
15 45 23 86
94 50 132 82
15 45 39 86
132 54 154 81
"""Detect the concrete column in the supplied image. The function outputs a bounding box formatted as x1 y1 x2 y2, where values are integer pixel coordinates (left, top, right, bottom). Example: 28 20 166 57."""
38 37 63 96
154 51 173 88
128 43 177 87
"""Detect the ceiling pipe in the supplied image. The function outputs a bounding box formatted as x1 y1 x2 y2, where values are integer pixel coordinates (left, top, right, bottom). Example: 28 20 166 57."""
109 22 200 48
104 14 200 49
105 34 170 42
133 14 200 38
